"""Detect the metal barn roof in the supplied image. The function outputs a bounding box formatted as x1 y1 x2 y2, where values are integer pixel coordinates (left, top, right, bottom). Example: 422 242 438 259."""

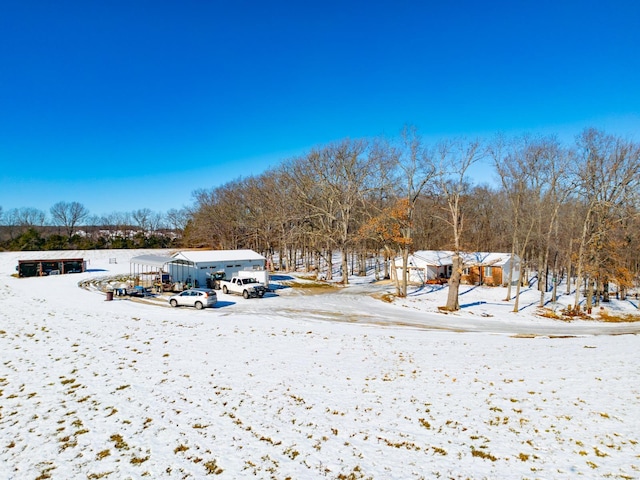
171 249 265 264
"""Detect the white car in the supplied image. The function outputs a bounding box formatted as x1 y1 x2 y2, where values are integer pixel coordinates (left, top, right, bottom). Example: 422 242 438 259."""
169 288 217 309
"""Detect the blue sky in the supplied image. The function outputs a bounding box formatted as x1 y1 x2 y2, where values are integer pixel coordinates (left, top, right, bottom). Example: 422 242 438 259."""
1 1 639 218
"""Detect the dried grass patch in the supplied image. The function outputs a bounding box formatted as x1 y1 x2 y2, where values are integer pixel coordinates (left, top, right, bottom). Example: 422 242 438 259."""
597 310 640 323
286 280 338 290
372 292 395 303
539 305 640 323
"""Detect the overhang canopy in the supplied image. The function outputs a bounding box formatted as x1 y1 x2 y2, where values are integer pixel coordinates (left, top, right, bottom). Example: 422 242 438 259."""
129 254 175 269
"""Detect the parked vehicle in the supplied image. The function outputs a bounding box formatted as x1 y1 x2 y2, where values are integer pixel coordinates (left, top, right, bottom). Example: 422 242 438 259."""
238 269 269 290
206 271 226 290
168 288 217 309
128 285 150 297
220 276 266 299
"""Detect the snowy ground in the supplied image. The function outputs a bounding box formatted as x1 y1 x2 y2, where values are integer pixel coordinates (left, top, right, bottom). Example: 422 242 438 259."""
1 249 639 479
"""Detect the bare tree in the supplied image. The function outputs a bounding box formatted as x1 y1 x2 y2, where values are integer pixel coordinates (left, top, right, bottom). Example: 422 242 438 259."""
243 168 304 269
285 156 332 273
531 137 572 308
0 207 47 243
489 134 523 302
571 129 640 312
288 139 384 284
149 212 164 232
14 207 47 227
464 185 509 252
101 211 133 243
3 206 44 233
390 127 436 296
131 208 153 232
188 182 248 249
177 127 640 309
493 135 574 310
49 201 89 239
165 208 191 234
434 138 483 311
77 214 99 243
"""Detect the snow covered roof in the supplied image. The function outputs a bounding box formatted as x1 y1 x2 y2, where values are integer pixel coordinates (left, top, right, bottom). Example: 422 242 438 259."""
460 252 517 267
17 251 86 261
172 249 265 264
408 250 518 268
410 250 454 267
129 254 176 268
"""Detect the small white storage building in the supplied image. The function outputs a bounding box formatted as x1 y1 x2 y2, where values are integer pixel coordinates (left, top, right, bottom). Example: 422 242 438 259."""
168 249 268 289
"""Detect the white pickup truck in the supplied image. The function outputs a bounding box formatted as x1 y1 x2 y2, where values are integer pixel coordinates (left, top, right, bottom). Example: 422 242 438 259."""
220 276 267 299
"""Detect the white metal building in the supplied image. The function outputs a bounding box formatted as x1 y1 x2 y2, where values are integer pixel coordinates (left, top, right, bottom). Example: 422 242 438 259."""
168 249 268 288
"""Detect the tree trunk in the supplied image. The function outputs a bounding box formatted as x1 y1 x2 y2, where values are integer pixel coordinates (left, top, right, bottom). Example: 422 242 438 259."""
315 250 322 280
573 205 594 310
586 278 594 313
512 261 525 313
445 253 462 311
325 249 333 281
389 252 401 296
400 246 410 297
341 249 349 285
383 250 390 279
358 251 366 276
538 250 547 307
504 244 516 301
566 239 573 296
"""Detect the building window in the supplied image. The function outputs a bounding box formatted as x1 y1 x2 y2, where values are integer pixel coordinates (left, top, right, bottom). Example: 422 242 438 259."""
484 266 493 277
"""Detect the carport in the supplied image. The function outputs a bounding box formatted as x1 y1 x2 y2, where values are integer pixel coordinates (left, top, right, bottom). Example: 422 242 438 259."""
17 258 86 277
129 254 193 290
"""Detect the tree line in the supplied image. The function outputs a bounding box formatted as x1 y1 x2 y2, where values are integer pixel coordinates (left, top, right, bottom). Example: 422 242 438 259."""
2 127 639 312
183 127 640 311
0 203 191 251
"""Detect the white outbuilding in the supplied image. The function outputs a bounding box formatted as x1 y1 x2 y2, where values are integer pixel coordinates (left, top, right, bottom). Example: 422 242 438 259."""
168 249 268 289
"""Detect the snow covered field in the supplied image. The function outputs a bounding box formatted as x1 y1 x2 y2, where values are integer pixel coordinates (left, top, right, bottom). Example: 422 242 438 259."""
1 249 639 479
